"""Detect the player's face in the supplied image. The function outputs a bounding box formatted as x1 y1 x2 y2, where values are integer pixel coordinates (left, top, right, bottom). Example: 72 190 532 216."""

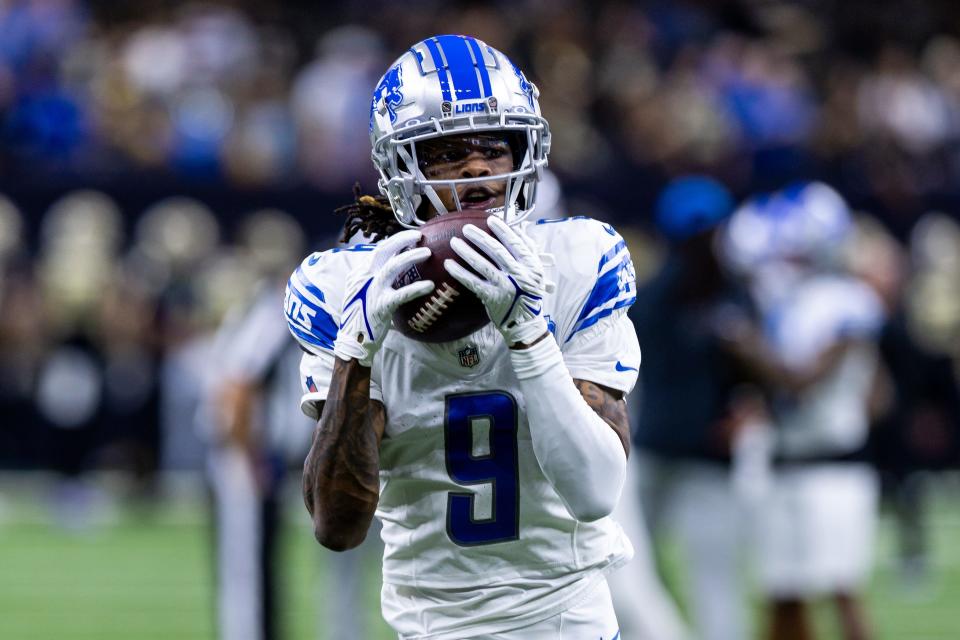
417 134 514 216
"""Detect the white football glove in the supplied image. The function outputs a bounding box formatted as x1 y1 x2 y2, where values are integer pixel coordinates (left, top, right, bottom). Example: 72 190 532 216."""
334 230 434 366
445 216 555 346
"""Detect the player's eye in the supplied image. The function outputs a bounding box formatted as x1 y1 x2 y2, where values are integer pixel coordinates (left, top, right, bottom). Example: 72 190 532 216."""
482 146 508 160
436 148 470 164
418 145 467 171
417 135 512 176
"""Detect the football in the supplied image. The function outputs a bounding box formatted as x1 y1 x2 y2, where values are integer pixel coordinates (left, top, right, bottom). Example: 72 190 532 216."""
392 211 493 343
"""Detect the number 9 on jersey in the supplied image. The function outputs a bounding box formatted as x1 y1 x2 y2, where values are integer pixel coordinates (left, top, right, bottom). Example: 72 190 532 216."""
444 392 520 546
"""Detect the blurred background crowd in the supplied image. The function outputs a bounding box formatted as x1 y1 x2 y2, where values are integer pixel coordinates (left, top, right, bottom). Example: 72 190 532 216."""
6 0 960 231
2 1 960 639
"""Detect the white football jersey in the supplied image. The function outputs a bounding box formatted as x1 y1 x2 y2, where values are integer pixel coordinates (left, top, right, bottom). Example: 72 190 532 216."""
764 273 884 458
285 217 640 638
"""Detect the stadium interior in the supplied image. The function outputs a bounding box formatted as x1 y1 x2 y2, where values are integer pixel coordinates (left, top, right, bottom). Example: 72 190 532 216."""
1 1 959 639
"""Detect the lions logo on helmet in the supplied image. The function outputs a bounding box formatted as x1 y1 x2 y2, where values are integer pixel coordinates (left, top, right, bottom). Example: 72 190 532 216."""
509 60 535 110
369 64 403 131
369 35 552 228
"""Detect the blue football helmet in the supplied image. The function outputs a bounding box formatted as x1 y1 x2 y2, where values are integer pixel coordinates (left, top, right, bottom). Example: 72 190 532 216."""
722 181 852 273
369 35 551 227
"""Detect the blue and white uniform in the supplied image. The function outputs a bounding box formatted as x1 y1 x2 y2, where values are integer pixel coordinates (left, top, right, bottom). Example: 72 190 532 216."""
757 273 885 596
285 217 639 639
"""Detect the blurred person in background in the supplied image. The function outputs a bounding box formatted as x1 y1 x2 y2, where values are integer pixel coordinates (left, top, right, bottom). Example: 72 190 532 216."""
524 167 684 639
130 196 307 638
605 380 691 640
204 209 311 640
628 176 763 640
202 209 386 640
720 182 886 640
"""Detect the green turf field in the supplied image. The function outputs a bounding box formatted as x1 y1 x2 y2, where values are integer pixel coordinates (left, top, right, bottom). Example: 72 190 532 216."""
1 475 958 640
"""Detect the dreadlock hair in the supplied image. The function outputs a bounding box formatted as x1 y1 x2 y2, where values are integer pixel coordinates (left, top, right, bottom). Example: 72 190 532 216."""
335 183 405 243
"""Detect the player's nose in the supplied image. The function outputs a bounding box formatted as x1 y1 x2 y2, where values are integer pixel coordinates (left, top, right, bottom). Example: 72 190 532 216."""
459 152 492 178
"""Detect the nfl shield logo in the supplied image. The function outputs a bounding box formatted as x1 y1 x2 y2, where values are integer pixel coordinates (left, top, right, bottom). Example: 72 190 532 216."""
457 345 480 368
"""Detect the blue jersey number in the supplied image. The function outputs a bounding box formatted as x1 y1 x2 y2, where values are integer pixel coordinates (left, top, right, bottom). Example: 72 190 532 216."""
444 392 520 546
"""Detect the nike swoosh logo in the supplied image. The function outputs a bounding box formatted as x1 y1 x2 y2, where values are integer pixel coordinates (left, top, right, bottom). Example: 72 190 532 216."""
615 361 637 372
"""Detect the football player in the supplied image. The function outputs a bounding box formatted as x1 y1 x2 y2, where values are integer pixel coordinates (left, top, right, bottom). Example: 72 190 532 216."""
721 182 885 640
629 176 756 640
285 35 639 639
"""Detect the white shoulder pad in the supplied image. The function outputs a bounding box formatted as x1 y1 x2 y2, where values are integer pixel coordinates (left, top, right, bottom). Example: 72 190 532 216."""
283 244 375 355
526 216 637 345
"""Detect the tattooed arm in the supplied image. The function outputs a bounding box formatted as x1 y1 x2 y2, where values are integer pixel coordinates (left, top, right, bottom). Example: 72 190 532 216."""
302 358 386 551
574 379 630 458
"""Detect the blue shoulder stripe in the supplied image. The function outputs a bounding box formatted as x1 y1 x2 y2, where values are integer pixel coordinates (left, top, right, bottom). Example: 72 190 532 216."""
567 253 636 341
288 322 335 351
293 266 326 304
567 296 636 340
284 284 337 352
597 239 627 271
